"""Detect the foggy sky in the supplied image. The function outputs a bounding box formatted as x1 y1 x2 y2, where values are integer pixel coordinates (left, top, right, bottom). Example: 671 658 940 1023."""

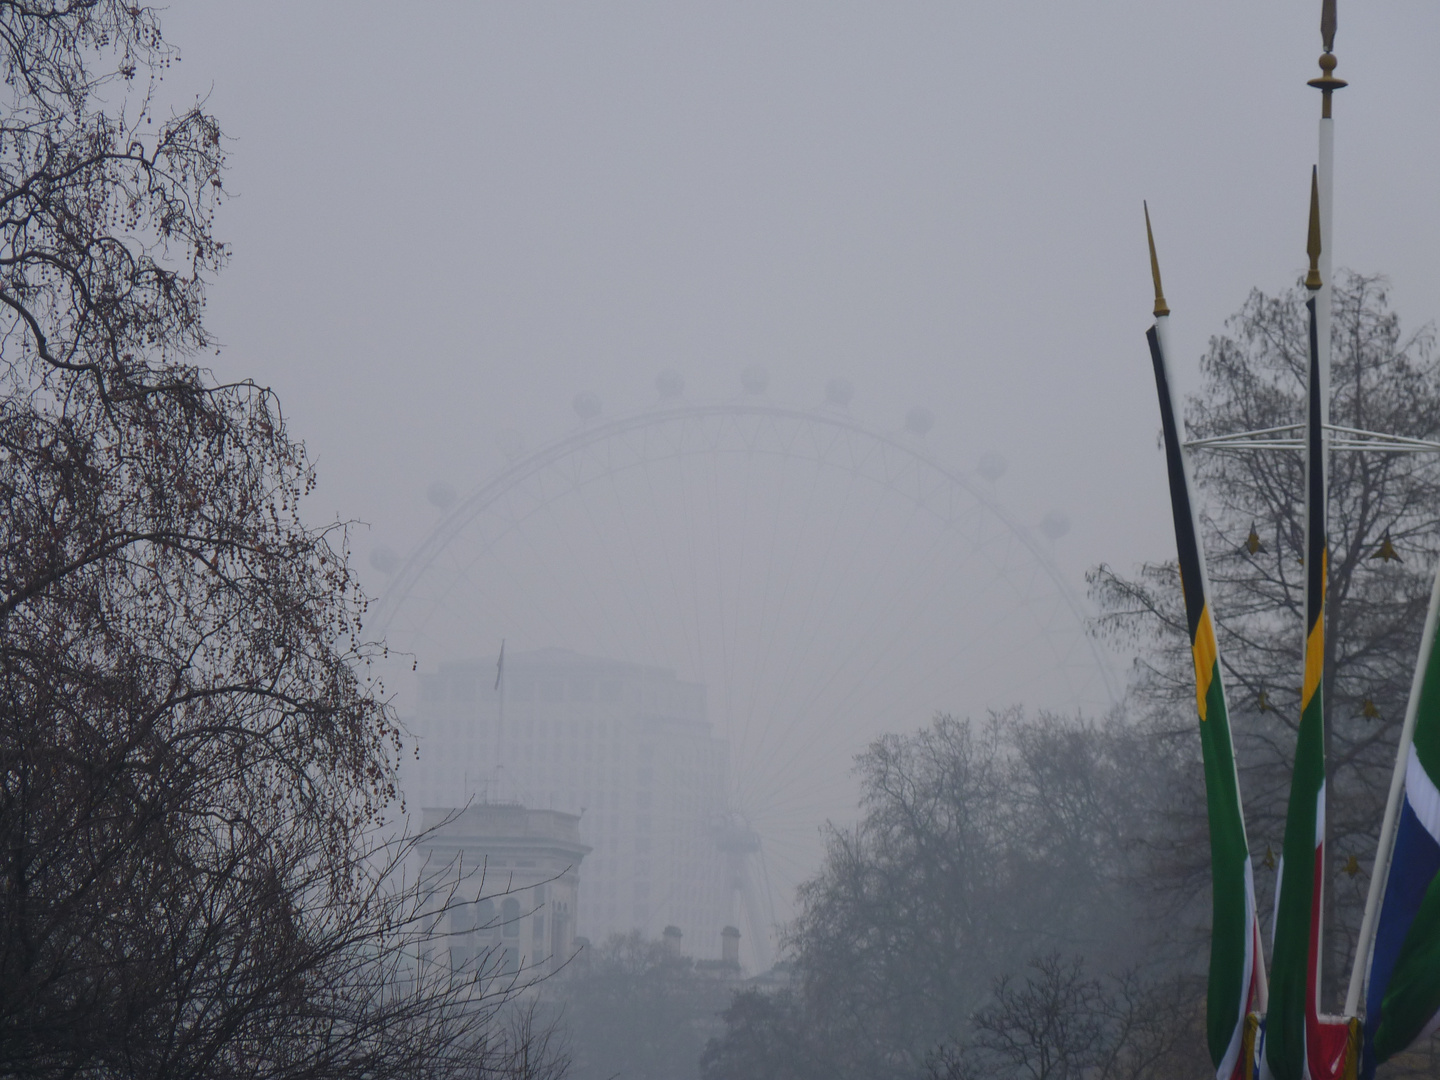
164 1 1440 592
155 0 1440 727
146 1 1440 937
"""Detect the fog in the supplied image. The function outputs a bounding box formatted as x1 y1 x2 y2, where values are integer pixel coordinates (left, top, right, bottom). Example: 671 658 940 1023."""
158 1 1440 959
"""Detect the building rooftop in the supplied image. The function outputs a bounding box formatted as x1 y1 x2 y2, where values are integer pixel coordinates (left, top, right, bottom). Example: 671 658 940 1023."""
421 804 589 847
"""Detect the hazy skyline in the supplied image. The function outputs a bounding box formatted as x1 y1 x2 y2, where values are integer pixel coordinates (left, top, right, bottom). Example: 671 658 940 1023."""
164 1 1440 598
146 11 1440 913
17 6 1438 1072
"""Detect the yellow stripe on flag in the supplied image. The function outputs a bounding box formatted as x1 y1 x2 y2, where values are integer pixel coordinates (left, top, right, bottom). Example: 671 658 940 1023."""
1302 550 1327 710
1302 620 1325 710
1192 606 1218 721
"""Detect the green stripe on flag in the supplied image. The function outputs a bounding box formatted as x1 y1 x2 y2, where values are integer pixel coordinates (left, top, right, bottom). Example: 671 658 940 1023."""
1200 653 1255 1068
1374 875 1440 1061
1266 684 1326 1080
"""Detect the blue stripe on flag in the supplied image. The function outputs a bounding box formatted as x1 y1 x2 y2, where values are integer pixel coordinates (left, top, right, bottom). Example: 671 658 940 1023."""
1363 787 1440 1078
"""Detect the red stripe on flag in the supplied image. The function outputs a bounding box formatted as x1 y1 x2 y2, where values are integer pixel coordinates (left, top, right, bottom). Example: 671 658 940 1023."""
1304 841 1351 1080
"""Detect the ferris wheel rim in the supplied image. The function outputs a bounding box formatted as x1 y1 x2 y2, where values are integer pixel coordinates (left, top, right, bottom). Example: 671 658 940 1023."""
374 398 1121 708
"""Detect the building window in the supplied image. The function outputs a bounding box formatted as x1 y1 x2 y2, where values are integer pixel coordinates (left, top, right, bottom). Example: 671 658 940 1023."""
476 897 497 937
450 945 475 971
502 897 520 938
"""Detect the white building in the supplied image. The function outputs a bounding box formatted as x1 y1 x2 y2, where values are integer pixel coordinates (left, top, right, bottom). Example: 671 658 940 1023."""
416 804 588 975
408 648 730 949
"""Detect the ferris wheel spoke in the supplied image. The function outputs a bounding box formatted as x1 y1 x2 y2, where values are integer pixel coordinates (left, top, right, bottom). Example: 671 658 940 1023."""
733 513 956 794
722 447 761 757
756 444 875 754
469 492 609 658
568 455 665 664
735 450 806 758
759 489 959 762
748 438 879 751
728 446 829 776
601 449 679 668
751 455 930 767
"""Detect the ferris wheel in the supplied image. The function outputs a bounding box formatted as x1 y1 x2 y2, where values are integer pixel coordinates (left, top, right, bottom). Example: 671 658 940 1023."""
370 373 1120 968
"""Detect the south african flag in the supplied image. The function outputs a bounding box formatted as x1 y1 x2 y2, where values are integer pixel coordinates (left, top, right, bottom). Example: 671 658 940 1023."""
1148 311 1264 1080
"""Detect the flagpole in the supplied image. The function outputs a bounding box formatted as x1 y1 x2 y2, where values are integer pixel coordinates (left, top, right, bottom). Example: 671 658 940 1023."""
1308 0 1342 431
1306 0 1346 1026
1304 164 1327 1013
494 638 506 800
1343 565 1440 1017
1315 115 1332 422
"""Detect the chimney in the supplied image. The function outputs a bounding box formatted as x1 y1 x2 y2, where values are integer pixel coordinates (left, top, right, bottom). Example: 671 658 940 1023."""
662 925 682 957
721 925 740 967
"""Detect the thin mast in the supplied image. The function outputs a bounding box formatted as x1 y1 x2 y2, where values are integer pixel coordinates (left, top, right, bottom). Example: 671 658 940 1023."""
1307 0 1344 428
1264 168 1340 1080
494 638 506 800
1306 0 1346 1022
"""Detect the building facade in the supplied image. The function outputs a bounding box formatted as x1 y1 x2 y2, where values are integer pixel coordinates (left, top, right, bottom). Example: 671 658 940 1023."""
416 804 589 975
408 648 730 950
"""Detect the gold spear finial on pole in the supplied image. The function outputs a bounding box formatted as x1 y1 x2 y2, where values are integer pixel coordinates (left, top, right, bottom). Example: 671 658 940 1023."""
1308 0 1346 117
1144 201 1169 318
1305 166 1323 291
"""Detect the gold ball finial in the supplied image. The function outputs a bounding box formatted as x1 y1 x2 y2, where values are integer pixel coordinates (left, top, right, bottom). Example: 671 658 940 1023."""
1308 52 1347 118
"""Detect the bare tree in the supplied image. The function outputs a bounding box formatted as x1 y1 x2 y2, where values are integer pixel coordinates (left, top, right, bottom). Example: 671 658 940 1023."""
0 5 565 1078
703 712 1177 1080
928 956 1204 1080
554 930 736 1080
699 990 831 1080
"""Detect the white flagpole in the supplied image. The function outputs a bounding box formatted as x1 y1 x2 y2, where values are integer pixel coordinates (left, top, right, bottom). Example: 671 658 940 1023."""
1344 563 1440 1016
1316 119 1332 430
1308 0 1343 432
1306 0 1346 1022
